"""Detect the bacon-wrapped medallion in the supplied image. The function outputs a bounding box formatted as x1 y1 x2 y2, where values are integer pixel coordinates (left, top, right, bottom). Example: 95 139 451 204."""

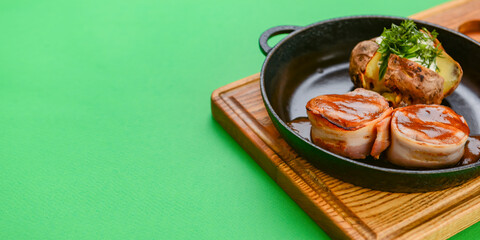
387 105 469 168
306 88 392 159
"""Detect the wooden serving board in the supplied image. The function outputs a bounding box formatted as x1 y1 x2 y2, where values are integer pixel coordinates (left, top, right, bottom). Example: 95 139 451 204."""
211 1 480 239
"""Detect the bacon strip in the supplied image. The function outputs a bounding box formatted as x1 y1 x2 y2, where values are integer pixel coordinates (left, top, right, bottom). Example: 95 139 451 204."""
371 115 392 159
387 105 469 168
306 88 392 159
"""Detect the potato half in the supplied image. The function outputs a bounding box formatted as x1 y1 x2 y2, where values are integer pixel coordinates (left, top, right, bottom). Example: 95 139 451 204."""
349 40 463 107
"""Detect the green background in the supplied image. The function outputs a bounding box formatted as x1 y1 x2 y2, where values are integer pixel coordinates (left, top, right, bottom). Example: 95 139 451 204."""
1 0 478 239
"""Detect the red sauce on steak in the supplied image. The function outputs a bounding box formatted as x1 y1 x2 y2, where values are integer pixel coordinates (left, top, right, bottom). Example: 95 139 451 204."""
393 105 469 145
306 89 390 130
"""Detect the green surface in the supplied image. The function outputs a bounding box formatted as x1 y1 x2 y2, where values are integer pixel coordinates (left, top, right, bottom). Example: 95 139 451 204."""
1 0 478 239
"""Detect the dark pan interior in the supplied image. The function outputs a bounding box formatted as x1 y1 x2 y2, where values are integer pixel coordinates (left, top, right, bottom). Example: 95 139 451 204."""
261 16 480 191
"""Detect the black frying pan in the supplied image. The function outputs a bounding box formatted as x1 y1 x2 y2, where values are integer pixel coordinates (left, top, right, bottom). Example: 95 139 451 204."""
259 16 480 192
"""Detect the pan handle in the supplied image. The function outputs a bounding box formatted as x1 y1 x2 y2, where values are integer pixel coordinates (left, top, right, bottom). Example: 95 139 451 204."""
259 25 302 55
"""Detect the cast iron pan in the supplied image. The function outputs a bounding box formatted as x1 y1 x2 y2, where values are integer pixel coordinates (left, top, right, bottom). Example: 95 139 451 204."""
259 16 480 192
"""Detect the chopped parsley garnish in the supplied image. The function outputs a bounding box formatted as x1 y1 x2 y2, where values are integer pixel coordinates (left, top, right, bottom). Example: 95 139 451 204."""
377 20 442 80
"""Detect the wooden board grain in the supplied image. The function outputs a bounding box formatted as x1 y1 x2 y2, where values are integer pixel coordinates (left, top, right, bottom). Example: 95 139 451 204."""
211 1 480 239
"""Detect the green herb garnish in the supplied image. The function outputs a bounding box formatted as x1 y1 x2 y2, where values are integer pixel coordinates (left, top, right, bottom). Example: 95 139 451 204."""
377 20 442 80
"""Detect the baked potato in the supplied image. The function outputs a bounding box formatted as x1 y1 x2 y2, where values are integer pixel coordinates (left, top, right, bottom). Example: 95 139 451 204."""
349 20 463 107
